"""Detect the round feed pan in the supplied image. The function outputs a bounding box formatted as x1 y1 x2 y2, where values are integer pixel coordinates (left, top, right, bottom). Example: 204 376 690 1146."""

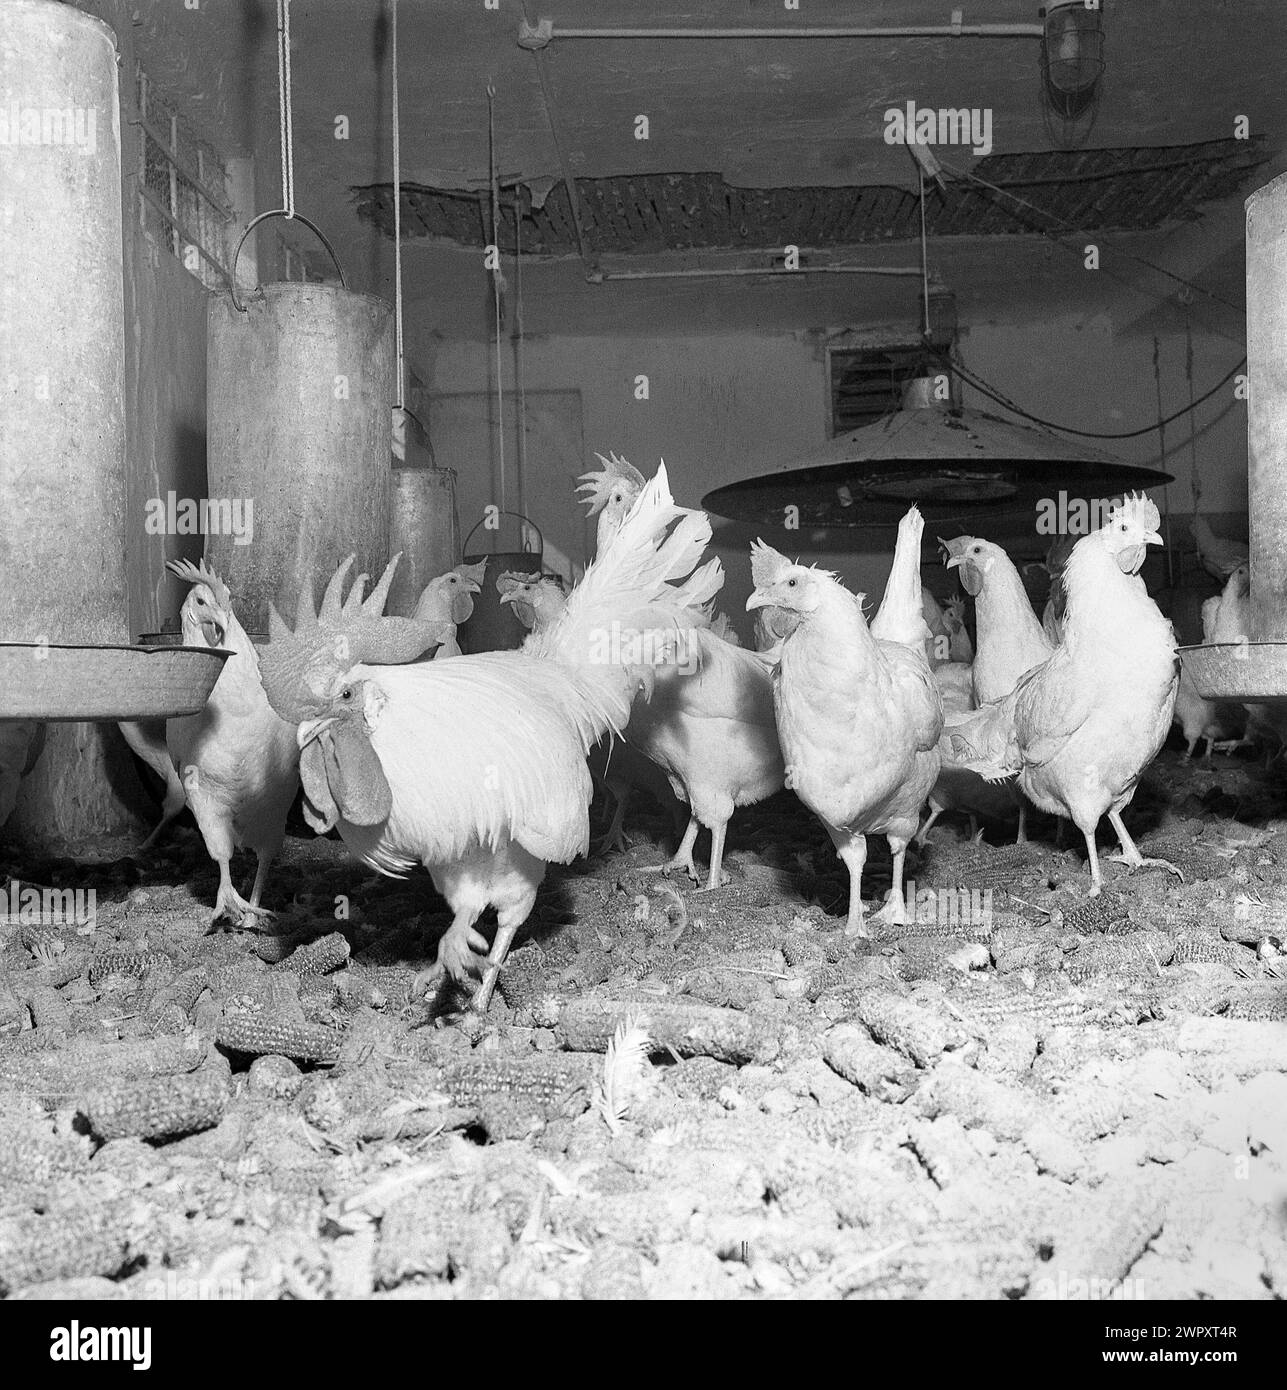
1178 642 1287 708
138 631 268 648
0 643 230 721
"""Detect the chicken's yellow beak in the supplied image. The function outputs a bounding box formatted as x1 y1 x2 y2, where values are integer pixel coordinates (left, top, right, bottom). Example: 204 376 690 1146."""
745 588 771 611
1144 530 1164 546
944 554 964 570
497 590 517 607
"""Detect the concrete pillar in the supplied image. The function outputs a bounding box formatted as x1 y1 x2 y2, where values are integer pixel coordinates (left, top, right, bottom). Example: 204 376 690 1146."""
1246 171 1287 643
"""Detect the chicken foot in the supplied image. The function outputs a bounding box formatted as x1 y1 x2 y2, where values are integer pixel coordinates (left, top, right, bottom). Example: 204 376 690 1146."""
592 788 631 855
209 854 275 932
644 816 702 884
694 817 732 892
1106 810 1184 882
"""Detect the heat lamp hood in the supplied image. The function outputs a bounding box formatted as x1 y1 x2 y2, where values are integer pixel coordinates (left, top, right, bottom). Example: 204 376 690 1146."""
703 385 1171 531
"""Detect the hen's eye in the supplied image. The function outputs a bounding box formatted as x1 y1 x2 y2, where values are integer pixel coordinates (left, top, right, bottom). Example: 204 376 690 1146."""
787 578 798 588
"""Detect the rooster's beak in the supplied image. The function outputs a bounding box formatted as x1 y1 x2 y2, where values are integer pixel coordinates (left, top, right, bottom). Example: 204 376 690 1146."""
745 589 771 611
498 590 517 608
1144 531 1163 547
296 716 333 750
944 554 964 571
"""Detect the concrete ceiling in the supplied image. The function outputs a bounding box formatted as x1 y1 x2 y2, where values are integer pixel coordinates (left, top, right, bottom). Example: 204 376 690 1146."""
135 0 1287 339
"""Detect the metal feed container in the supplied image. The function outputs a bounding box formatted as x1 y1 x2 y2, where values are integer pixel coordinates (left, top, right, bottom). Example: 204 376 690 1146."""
0 0 150 851
458 513 543 653
387 408 461 617
207 222 394 631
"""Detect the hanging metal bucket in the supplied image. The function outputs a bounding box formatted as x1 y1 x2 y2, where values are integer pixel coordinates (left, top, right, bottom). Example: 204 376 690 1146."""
206 211 394 631
458 512 544 653
388 407 461 617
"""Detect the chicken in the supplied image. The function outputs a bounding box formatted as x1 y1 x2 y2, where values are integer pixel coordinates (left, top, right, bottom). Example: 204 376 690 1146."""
941 595 974 663
577 451 646 554
165 559 302 928
624 623 785 889
118 719 186 849
258 464 720 1010
0 721 45 831
412 559 486 658
498 571 687 854
748 506 944 935
1191 513 1249 582
496 571 567 633
941 495 1179 894
938 534 1056 843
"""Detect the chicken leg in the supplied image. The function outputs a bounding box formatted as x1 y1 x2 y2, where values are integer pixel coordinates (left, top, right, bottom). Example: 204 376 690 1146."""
211 858 261 930
914 803 944 848
471 907 526 1014
871 839 911 926
696 816 731 892
832 831 869 938
1106 810 1184 881
593 787 631 855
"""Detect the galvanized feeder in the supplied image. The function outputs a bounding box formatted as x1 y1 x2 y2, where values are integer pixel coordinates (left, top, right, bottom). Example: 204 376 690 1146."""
1180 171 1287 709
702 375 1169 532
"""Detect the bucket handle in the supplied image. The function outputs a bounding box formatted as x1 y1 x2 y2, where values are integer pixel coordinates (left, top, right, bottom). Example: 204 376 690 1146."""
463 511 543 557
228 210 348 313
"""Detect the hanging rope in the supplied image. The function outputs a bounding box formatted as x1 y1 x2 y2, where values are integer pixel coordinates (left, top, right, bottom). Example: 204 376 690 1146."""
514 193 527 516
391 0 404 409
277 0 295 219
488 83 506 515
1152 336 1174 587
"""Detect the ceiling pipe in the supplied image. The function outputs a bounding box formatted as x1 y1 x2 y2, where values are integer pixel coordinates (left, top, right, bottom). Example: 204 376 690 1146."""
518 15 1044 48
587 264 925 284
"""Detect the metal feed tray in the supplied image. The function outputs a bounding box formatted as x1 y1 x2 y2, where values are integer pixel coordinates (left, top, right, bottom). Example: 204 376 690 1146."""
1178 642 1287 709
0 643 229 721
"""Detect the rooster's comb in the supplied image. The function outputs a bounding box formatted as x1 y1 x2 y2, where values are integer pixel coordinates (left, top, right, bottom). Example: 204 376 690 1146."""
1106 491 1161 534
576 451 647 515
166 557 233 612
749 539 794 588
259 553 449 723
454 558 488 586
945 593 967 622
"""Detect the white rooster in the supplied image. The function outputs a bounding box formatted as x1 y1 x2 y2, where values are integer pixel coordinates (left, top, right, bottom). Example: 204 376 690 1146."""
941 495 1179 894
747 506 944 934
258 465 719 1010
412 559 487 658
165 559 302 928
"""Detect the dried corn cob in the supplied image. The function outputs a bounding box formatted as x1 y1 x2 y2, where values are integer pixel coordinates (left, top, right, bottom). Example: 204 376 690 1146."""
18 921 71 955
1221 984 1287 1022
822 1022 916 1095
0 1123 88 1185
440 1055 594 1115
780 934 825 969
142 965 210 1031
990 927 1064 976
0 1030 206 1099
216 1009 343 1063
1029 1184 1165 1300
88 949 169 985
854 993 962 1068
277 932 351 977
81 1067 229 1141
0 1207 131 1296
1052 894 1129 934
1140 837 1228 881
913 1061 1040 1141
20 948 92 990
535 995 781 1066
1172 935 1252 970
1126 900 1209 935
1221 898 1287 945
15 984 71 1034
1063 931 1174 983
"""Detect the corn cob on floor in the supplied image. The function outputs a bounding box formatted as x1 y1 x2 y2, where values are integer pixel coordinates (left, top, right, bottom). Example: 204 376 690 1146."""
0 744 1285 1301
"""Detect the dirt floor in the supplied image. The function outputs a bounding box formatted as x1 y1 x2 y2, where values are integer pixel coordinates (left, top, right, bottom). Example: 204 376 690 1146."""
1 740 1286 1301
